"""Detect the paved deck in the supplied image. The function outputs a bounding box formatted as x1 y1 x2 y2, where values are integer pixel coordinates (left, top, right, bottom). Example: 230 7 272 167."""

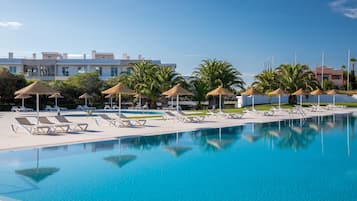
0 108 356 151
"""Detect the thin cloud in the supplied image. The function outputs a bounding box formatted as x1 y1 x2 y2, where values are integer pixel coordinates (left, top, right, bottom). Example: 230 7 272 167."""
0 21 23 29
329 0 357 19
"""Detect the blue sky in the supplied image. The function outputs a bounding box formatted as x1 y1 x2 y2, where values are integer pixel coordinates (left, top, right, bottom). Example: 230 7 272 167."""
1 0 357 84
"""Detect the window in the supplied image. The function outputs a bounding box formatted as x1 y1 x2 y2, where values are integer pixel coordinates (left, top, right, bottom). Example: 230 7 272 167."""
9 66 16 74
332 75 341 80
111 67 118 76
62 67 69 76
77 66 86 73
95 66 102 76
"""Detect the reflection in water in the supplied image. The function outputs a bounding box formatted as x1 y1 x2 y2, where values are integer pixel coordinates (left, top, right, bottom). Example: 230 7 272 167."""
103 139 137 168
104 155 137 168
15 149 60 183
164 132 192 157
193 126 243 151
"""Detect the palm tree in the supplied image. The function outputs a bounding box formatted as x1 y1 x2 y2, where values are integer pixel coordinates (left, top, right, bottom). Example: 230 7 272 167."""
117 61 184 108
252 68 279 93
276 64 320 104
192 59 245 108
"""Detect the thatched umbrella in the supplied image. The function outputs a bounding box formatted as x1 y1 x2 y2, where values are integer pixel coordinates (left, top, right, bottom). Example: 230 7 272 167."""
48 93 63 108
241 88 262 111
14 94 32 108
162 84 193 112
326 89 337 106
310 89 324 107
15 149 59 183
79 93 93 107
207 85 233 112
267 88 288 109
102 82 136 114
291 88 306 106
15 81 58 124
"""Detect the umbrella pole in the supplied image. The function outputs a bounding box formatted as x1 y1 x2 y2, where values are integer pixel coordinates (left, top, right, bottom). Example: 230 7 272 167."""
171 97 173 109
119 93 121 114
278 95 281 109
85 97 87 107
22 98 24 108
55 97 58 108
219 94 222 112
333 95 336 106
110 96 113 108
252 95 255 111
318 95 320 108
176 95 179 112
36 93 39 125
300 95 303 107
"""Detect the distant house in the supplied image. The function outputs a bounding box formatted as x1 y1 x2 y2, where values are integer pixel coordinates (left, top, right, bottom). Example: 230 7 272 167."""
0 50 176 81
314 65 343 87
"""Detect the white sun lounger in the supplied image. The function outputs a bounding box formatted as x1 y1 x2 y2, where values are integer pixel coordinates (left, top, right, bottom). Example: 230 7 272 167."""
97 114 133 127
11 117 51 135
38 116 70 133
116 113 146 126
54 116 88 131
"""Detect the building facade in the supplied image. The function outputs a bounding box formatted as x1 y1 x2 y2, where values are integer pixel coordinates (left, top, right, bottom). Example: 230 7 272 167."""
0 50 176 81
314 66 344 87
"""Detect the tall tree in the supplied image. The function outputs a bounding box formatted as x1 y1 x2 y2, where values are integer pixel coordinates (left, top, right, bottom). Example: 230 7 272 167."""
252 68 279 92
192 59 245 108
276 64 320 103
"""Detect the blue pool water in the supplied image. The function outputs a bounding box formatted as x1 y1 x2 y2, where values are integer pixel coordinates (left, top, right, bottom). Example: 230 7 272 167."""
1 113 357 201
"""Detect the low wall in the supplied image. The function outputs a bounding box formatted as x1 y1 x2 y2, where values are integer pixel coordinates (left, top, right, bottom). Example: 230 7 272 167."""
238 94 357 107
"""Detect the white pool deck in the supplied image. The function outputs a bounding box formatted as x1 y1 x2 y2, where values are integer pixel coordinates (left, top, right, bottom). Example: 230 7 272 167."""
0 108 356 151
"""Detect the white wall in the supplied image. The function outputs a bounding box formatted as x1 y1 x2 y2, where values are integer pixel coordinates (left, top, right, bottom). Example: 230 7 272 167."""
238 94 357 107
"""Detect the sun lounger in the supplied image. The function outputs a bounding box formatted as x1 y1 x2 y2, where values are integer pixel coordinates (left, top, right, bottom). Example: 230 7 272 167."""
45 105 57 111
97 114 133 127
54 116 88 131
11 106 20 112
116 113 146 126
11 117 51 135
38 116 70 133
163 111 178 121
218 111 243 119
263 110 275 116
176 111 205 123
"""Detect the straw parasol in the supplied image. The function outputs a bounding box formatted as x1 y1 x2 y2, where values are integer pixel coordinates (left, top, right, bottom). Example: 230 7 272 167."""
241 88 262 111
291 88 306 106
48 93 63 109
102 82 136 114
326 89 337 106
207 85 233 112
267 88 288 109
310 89 324 107
15 81 58 124
162 84 193 112
15 149 60 183
14 94 32 108
79 93 93 107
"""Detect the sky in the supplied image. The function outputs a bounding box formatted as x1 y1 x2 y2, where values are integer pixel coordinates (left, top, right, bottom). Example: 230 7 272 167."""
1 0 357 84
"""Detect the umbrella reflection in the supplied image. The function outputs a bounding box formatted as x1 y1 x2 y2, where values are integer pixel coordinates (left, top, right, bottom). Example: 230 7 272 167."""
15 149 59 183
103 139 137 168
164 132 192 157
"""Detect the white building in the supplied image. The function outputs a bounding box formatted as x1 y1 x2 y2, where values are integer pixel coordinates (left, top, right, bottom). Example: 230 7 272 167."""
0 50 176 80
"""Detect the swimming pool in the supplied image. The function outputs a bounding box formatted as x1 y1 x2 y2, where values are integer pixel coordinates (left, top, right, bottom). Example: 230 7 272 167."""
0 114 356 201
